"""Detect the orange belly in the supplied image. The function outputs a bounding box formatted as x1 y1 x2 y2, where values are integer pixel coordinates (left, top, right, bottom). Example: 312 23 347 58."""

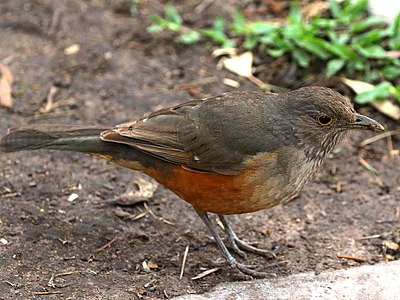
91 153 275 215
146 166 259 214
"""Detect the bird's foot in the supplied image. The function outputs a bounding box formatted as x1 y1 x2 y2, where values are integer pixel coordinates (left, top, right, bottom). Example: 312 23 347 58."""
229 236 276 259
227 257 269 279
219 215 276 259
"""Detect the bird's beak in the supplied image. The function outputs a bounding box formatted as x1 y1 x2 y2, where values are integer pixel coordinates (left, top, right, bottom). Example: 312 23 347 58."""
343 113 385 132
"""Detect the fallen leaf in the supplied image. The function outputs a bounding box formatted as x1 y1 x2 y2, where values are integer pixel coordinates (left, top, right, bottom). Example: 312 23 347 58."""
341 78 400 120
147 261 158 269
222 51 253 78
301 1 330 20
212 47 237 58
67 193 79 202
0 64 13 108
223 78 240 88
371 101 400 121
341 78 374 94
64 44 81 55
133 177 158 198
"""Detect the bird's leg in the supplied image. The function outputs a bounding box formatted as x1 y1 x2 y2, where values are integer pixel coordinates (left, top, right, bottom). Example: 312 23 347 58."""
195 209 267 278
218 215 276 259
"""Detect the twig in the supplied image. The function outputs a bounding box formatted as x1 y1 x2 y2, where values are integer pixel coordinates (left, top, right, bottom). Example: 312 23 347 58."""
130 210 148 221
191 267 220 280
55 271 80 277
359 129 400 147
358 234 383 240
358 157 384 187
162 219 176 226
47 274 55 288
386 135 395 159
143 202 157 218
248 75 272 91
180 245 190 280
39 85 59 113
337 254 368 262
195 0 214 13
48 8 61 36
4 280 16 287
92 236 119 254
32 291 63 295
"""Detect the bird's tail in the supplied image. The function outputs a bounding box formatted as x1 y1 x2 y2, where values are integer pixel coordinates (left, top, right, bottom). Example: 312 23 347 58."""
0 125 111 153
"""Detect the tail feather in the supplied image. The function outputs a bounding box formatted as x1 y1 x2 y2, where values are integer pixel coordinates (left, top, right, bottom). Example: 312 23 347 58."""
1 125 109 153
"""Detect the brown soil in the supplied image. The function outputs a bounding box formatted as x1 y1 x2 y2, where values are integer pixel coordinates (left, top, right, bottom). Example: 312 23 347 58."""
0 1 399 299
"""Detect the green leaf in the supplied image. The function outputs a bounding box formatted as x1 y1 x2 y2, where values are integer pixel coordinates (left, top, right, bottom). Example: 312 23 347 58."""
356 45 387 58
354 59 366 70
292 49 310 67
349 16 386 33
311 18 338 29
326 59 345 77
389 38 400 50
387 11 400 37
328 0 342 19
180 31 201 44
244 35 258 49
282 24 304 40
288 2 302 25
259 34 275 45
202 16 229 45
352 29 383 47
355 82 393 104
214 16 226 33
147 24 163 33
231 11 246 35
202 29 227 45
248 22 277 35
388 14 400 50
165 3 182 25
163 20 181 31
394 86 400 101
296 35 330 59
326 43 357 60
342 0 368 22
382 65 400 80
337 34 350 45
267 48 286 57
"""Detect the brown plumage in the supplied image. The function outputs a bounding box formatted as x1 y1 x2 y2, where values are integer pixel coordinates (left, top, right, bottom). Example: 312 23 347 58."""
0 86 384 277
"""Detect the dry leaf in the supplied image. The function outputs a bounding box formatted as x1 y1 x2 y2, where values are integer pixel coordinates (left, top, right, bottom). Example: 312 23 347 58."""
147 262 158 269
64 44 81 55
212 48 237 58
341 78 375 94
371 101 400 121
0 64 13 108
222 51 253 78
342 78 400 120
301 2 330 20
133 177 158 198
223 78 240 88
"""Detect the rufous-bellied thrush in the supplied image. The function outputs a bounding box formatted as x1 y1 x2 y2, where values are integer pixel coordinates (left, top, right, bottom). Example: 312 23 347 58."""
1 86 384 277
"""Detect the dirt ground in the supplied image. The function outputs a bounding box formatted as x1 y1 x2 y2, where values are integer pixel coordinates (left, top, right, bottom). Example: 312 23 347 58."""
0 1 399 299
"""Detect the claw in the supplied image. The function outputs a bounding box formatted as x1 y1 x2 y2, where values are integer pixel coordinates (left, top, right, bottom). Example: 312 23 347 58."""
232 260 269 278
219 215 276 259
195 209 273 278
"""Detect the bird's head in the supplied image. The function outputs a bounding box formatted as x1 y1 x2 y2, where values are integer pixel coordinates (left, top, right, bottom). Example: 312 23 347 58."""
282 86 384 157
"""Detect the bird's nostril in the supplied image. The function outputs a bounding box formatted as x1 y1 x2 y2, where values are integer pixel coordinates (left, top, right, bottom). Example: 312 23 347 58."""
355 117 362 123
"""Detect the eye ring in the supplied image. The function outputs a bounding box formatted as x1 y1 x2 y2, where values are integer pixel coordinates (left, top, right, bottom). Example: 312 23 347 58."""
317 114 333 126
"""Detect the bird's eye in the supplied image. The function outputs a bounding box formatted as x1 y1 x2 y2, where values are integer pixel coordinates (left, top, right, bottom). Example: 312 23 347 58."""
317 114 333 126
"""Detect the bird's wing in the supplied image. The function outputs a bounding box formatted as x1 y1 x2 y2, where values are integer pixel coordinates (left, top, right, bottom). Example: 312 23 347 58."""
101 92 280 175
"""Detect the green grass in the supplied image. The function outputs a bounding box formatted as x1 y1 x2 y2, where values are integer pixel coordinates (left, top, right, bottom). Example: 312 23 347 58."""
147 0 400 103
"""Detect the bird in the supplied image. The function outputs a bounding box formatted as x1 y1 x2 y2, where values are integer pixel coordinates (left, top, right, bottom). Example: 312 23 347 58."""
0 86 384 277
